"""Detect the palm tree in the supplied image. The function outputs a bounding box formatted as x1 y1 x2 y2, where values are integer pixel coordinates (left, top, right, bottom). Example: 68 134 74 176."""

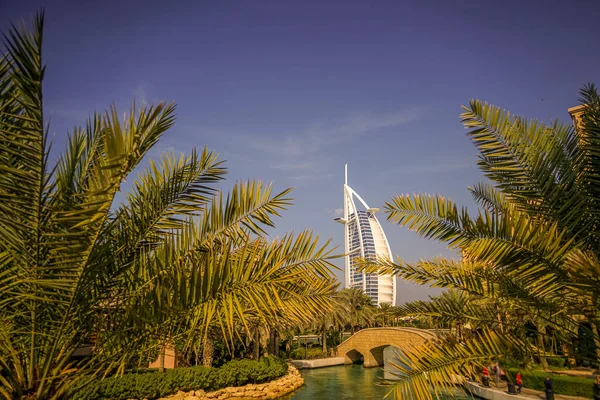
337 288 376 333
0 14 339 399
375 302 394 327
310 284 347 353
361 85 600 399
396 290 491 339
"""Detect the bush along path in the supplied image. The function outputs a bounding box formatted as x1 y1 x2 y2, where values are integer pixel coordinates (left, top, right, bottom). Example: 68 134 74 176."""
503 368 594 398
67 357 303 400
159 365 304 400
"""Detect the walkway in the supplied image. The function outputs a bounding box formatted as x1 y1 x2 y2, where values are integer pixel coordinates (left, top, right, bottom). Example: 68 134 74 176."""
291 357 345 369
546 368 597 379
466 380 589 400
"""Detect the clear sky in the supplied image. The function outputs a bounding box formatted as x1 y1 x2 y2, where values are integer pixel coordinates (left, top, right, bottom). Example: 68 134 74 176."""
3 0 600 302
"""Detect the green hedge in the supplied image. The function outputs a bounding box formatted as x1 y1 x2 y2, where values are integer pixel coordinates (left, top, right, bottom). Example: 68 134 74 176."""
290 347 328 360
505 368 593 398
69 357 288 400
545 357 566 368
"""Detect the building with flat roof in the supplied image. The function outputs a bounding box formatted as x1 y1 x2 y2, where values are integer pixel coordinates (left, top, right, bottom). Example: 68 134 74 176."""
334 165 396 305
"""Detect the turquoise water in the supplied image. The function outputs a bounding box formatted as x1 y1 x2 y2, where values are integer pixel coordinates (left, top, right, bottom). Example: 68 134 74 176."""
284 365 472 400
284 365 391 399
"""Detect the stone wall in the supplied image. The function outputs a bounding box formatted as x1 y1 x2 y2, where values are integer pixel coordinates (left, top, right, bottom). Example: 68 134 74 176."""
157 365 304 400
568 104 585 132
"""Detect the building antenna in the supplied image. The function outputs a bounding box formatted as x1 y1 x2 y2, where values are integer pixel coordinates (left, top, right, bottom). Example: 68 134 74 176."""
345 163 348 185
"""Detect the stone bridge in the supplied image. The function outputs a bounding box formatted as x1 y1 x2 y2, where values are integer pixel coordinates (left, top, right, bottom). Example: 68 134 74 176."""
336 327 436 368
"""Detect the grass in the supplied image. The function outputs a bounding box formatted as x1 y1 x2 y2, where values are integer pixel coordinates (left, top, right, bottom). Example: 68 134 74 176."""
504 367 594 398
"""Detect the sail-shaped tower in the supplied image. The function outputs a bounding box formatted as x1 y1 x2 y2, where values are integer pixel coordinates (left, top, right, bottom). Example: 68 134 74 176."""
334 165 396 305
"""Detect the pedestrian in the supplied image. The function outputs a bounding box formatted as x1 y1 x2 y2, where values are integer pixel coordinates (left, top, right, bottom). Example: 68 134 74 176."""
593 375 600 400
482 366 490 387
493 362 500 384
516 371 523 394
545 377 554 400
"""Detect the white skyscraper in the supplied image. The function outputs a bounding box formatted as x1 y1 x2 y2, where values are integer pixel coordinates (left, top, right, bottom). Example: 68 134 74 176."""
334 165 396 305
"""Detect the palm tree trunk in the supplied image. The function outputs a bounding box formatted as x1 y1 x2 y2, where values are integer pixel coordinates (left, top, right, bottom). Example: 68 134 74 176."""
322 329 327 353
495 304 504 333
253 327 260 360
497 313 503 332
267 330 274 356
590 322 600 364
537 326 548 370
268 329 278 356
274 330 280 357
158 345 165 373
202 335 214 367
561 340 576 367
265 331 271 356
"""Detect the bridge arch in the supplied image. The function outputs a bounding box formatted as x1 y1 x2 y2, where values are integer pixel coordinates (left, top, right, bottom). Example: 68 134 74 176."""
345 349 364 364
336 327 435 368
369 345 388 366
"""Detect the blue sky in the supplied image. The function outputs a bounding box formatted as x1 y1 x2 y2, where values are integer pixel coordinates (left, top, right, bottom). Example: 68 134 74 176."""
3 0 600 302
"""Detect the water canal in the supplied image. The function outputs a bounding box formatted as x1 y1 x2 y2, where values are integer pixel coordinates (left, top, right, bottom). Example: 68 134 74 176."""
284 364 473 400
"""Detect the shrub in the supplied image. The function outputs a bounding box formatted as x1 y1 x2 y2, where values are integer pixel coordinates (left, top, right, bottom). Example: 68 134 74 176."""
68 357 288 400
545 357 566 368
505 368 593 398
290 347 328 360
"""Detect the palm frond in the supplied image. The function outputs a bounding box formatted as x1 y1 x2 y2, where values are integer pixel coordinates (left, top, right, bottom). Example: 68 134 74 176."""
195 180 293 244
468 182 509 214
565 249 600 298
103 148 225 281
359 256 580 337
573 83 600 249
384 194 475 247
384 193 575 298
179 230 338 344
461 100 591 241
1 12 341 398
385 330 526 400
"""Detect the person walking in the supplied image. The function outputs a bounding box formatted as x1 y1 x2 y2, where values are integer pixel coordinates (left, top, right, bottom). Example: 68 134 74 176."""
494 362 500 385
482 366 490 387
545 376 554 400
593 375 600 400
516 371 523 394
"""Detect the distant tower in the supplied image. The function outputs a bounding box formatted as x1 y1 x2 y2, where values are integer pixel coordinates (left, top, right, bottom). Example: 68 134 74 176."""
334 165 396 305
